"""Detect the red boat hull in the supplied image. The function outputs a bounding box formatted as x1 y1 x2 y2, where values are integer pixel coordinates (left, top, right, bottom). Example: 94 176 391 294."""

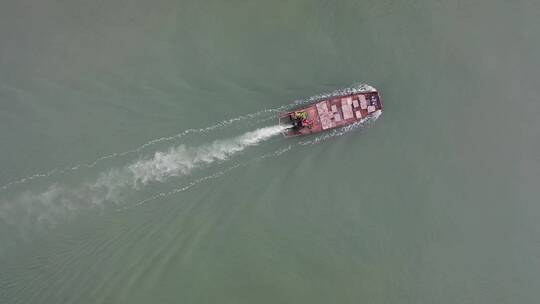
279 87 383 137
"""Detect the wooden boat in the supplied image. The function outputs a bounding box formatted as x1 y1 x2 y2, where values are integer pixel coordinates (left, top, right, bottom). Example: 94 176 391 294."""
278 84 383 137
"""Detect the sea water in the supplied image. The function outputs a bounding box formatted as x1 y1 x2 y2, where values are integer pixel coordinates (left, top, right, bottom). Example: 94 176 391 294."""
1 0 539 303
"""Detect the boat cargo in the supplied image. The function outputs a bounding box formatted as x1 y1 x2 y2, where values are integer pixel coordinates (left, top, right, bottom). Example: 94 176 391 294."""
278 84 383 137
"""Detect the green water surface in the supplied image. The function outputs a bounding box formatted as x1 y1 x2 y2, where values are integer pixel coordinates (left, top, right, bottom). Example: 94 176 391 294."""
1 0 539 303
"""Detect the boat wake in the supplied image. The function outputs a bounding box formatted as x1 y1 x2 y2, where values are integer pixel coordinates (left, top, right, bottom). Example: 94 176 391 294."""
0 83 380 239
127 125 287 186
0 83 375 192
0 125 288 235
128 144 293 209
0 107 288 192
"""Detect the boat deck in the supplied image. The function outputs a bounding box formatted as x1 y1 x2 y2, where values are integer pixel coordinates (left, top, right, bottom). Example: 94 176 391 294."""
279 91 382 137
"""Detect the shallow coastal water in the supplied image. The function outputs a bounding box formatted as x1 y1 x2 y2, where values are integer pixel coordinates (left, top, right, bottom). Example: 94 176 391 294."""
1 0 539 303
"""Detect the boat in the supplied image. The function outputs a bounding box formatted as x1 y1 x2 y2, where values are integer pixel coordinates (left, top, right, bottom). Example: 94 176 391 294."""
278 84 383 137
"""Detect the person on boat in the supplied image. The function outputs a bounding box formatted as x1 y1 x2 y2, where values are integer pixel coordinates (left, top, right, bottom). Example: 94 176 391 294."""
291 111 309 130
293 111 307 120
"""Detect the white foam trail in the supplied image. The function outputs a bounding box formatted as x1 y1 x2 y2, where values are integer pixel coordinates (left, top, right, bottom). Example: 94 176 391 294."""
0 126 287 232
0 107 288 192
128 125 287 186
128 144 294 209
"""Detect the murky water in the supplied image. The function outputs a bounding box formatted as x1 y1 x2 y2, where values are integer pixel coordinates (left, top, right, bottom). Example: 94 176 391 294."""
1 0 539 303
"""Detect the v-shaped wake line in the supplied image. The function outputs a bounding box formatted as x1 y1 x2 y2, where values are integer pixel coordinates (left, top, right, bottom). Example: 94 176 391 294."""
0 106 289 192
0 125 288 233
